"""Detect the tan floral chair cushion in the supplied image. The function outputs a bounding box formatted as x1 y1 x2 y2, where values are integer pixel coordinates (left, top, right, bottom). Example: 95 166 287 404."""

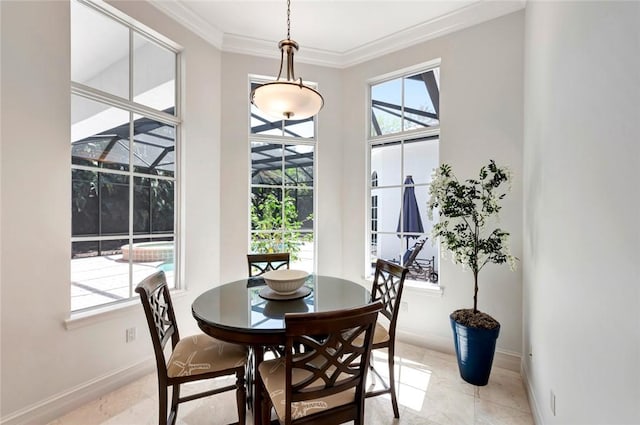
354 322 389 346
371 323 390 345
258 357 355 421
167 334 247 378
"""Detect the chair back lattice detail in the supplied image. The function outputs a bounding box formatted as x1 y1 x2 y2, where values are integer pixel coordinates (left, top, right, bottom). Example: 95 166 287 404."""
136 271 179 366
289 329 364 396
247 252 290 277
372 259 409 324
283 302 383 422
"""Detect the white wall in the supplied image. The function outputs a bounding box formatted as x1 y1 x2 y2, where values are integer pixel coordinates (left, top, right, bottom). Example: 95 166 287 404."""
0 0 222 421
218 52 344 283
522 1 640 423
342 11 524 360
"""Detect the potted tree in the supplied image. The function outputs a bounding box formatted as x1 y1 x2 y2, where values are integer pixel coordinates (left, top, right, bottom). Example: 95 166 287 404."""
427 160 517 386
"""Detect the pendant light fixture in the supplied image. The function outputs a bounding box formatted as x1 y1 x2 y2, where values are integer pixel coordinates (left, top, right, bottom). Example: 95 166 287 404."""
250 0 324 120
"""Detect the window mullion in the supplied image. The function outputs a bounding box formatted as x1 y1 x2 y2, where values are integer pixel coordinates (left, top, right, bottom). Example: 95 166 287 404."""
71 83 180 127
127 27 135 299
128 111 134 298
400 78 406 241
281 143 286 248
71 165 175 182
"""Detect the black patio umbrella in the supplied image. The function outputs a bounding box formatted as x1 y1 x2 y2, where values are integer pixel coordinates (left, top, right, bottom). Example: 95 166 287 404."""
397 175 424 251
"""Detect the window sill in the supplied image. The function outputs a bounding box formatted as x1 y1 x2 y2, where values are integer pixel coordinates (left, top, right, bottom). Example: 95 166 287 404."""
64 289 187 330
404 279 443 296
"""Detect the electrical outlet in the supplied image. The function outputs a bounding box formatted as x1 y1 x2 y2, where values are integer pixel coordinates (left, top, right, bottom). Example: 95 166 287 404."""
126 327 136 343
400 301 408 313
550 390 556 416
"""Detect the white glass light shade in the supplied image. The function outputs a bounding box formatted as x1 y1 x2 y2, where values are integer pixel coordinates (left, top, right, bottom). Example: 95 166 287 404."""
251 81 324 120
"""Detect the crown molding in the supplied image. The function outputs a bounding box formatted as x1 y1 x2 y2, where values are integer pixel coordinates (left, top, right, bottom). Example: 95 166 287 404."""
148 0 223 48
222 34 344 68
150 0 525 69
336 0 526 68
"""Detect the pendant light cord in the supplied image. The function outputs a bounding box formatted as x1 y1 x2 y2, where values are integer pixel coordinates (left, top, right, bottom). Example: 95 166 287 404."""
283 0 295 81
286 0 291 40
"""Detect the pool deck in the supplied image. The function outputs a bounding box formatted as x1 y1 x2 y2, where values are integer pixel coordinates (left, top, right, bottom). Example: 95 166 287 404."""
71 255 174 311
71 243 313 312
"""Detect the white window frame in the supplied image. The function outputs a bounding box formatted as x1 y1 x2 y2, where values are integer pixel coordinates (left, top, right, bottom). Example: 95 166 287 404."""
70 0 183 316
366 60 442 291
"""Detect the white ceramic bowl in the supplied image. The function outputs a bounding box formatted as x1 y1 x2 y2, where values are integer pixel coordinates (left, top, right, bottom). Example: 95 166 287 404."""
262 269 309 295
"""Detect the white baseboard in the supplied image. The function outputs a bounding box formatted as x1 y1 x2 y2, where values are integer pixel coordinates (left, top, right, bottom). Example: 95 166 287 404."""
397 329 522 372
521 361 543 425
0 358 155 425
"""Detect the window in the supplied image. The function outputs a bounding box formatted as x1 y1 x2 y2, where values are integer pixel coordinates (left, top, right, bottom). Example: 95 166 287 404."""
249 78 316 272
70 0 180 312
368 63 440 284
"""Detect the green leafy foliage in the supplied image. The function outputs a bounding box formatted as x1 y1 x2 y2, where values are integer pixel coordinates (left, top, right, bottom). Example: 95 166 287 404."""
427 160 516 313
250 192 312 261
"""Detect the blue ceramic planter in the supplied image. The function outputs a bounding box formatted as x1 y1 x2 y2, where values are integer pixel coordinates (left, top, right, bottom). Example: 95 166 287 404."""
450 315 500 386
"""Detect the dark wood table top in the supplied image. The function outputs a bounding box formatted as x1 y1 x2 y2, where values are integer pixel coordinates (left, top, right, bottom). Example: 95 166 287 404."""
191 274 370 346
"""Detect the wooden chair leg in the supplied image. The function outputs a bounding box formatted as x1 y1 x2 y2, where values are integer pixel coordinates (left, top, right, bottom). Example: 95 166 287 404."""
158 385 167 425
170 384 180 425
388 345 400 418
236 369 246 424
356 397 365 425
260 383 272 425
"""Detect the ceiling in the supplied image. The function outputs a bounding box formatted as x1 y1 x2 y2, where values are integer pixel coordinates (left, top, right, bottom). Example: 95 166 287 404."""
149 0 525 68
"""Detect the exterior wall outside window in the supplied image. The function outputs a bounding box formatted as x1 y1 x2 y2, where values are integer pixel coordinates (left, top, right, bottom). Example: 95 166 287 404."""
371 171 379 253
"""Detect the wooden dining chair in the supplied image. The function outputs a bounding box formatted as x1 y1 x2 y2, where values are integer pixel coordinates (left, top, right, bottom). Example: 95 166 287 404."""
258 302 383 425
245 252 292 411
136 271 248 425
365 259 409 418
247 252 290 277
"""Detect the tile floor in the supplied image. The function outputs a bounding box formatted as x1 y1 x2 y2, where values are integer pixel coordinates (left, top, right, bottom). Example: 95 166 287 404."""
47 342 533 425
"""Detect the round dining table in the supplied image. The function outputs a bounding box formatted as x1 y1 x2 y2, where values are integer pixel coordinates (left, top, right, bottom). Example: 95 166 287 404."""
191 274 371 425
